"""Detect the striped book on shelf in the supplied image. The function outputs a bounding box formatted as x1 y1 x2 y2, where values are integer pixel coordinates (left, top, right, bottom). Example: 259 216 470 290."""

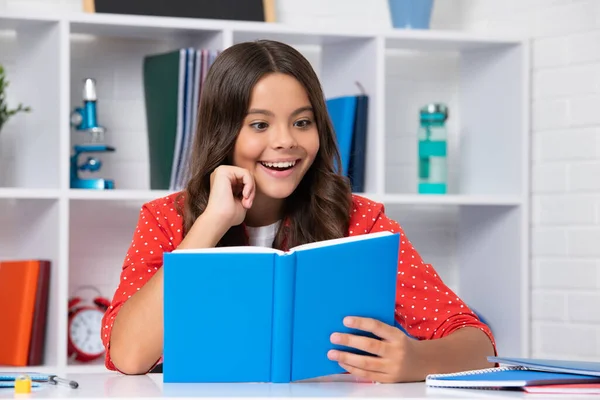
143 48 219 191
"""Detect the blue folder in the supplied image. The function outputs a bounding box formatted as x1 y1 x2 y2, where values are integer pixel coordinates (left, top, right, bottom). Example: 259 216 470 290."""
488 356 600 377
348 95 368 193
326 95 369 193
326 96 357 178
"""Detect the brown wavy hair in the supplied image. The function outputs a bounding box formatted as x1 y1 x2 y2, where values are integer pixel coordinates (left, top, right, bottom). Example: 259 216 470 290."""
177 40 352 250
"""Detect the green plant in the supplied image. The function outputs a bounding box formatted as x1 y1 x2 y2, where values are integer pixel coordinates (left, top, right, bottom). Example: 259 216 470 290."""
0 64 31 133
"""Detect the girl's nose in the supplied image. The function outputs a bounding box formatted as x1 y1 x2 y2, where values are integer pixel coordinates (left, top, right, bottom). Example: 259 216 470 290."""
271 127 297 149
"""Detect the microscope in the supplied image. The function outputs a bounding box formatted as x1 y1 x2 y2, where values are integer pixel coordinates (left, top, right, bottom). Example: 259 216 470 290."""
70 78 115 189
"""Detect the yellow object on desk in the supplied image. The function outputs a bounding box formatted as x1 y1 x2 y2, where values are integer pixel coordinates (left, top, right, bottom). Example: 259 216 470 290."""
14 374 31 394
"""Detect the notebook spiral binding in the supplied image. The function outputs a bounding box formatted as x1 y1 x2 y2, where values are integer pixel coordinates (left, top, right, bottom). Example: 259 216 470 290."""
426 365 526 380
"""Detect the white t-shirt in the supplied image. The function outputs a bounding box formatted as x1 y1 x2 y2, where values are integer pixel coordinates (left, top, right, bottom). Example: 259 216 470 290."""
245 220 281 248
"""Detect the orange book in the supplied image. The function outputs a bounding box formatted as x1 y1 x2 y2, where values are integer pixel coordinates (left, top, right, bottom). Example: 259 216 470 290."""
0 260 50 366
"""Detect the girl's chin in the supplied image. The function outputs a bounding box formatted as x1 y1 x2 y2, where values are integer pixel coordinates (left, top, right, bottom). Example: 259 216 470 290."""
254 182 300 201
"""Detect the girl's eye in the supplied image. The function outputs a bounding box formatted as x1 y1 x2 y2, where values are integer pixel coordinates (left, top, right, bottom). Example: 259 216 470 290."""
295 119 312 129
251 122 269 131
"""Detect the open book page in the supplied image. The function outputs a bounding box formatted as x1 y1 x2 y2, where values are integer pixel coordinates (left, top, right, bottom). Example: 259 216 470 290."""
172 246 284 254
170 231 395 254
290 231 394 252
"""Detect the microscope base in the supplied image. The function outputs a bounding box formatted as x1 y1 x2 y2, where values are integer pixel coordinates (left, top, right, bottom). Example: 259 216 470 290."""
71 178 115 190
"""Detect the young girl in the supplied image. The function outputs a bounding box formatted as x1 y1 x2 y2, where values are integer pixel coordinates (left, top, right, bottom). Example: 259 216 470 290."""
101 39 496 383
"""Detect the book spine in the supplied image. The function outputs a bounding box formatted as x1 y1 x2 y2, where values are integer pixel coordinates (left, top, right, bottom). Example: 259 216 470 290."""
28 260 50 365
270 253 296 383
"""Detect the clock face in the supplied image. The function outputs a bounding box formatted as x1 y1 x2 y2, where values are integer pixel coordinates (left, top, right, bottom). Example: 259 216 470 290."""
70 309 105 356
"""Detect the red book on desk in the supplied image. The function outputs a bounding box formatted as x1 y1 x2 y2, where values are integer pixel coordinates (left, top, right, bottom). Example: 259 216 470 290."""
0 260 50 366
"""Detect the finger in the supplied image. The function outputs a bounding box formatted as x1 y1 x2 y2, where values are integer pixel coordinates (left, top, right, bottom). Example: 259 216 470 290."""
337 362 392 383
330 333 387 357
222 167 254 208
232 178 243 196
209 168 217 187
229 168 254 199
238 175 254 209
243 174 255 206
327 350 386 373
344 317 398 342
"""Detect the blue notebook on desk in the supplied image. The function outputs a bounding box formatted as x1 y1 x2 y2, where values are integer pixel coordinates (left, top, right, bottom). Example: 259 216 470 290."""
426 366 600 389
162 231 400 383
488 356 600 377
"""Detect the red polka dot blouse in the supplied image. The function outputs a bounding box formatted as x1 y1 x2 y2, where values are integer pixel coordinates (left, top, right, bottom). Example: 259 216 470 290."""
101 193 496 372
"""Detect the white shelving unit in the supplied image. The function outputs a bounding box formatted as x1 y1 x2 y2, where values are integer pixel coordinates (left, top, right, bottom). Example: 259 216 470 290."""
0 11 529 374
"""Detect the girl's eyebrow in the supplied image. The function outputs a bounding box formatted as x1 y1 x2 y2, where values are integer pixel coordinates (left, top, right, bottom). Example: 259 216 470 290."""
247 106 313 117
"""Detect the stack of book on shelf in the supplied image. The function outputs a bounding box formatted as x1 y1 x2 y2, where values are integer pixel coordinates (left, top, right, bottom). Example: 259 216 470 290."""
143 48 219 191
326 93 368 193
426 356 600 395
0 260 50 366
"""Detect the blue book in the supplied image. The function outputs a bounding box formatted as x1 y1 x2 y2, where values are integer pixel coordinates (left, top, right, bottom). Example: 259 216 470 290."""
162 231 400 383
488 356 600 377
348 95 368 193
426 366 600 389
326 96 357 178
171 47 195 191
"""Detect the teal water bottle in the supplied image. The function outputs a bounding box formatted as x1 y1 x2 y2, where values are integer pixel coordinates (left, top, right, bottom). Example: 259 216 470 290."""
418 103 448 194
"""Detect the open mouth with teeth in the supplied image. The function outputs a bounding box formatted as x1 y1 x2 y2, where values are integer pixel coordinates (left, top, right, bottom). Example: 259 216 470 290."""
259 160 298 171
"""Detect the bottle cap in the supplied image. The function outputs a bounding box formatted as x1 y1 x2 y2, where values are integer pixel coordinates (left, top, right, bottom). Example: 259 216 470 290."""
14 374 32 394
420 103 448 120
83 78 97 101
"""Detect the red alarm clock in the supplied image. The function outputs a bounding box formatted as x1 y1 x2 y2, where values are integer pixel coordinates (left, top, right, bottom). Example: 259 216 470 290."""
67 290 111 363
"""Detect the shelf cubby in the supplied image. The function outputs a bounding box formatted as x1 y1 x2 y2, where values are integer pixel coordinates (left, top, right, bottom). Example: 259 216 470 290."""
0 16 63 190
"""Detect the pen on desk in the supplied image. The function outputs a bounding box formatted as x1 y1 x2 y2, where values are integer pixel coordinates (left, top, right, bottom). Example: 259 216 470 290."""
48 375 79 389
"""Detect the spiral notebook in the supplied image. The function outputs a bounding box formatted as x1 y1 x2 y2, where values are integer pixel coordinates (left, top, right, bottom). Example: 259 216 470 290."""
425 366 600 389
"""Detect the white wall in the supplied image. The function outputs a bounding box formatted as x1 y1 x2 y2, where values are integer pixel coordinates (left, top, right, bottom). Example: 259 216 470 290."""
2 0 598 361
455 0 600 362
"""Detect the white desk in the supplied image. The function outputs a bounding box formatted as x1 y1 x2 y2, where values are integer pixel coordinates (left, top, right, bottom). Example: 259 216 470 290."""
0 373 586 399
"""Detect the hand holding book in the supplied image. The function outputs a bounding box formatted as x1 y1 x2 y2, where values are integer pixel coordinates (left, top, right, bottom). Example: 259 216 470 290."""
163 231 402 383
328 316 415 383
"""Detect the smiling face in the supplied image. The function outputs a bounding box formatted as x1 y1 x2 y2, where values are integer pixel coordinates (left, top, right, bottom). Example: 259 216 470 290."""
233 72 320 204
